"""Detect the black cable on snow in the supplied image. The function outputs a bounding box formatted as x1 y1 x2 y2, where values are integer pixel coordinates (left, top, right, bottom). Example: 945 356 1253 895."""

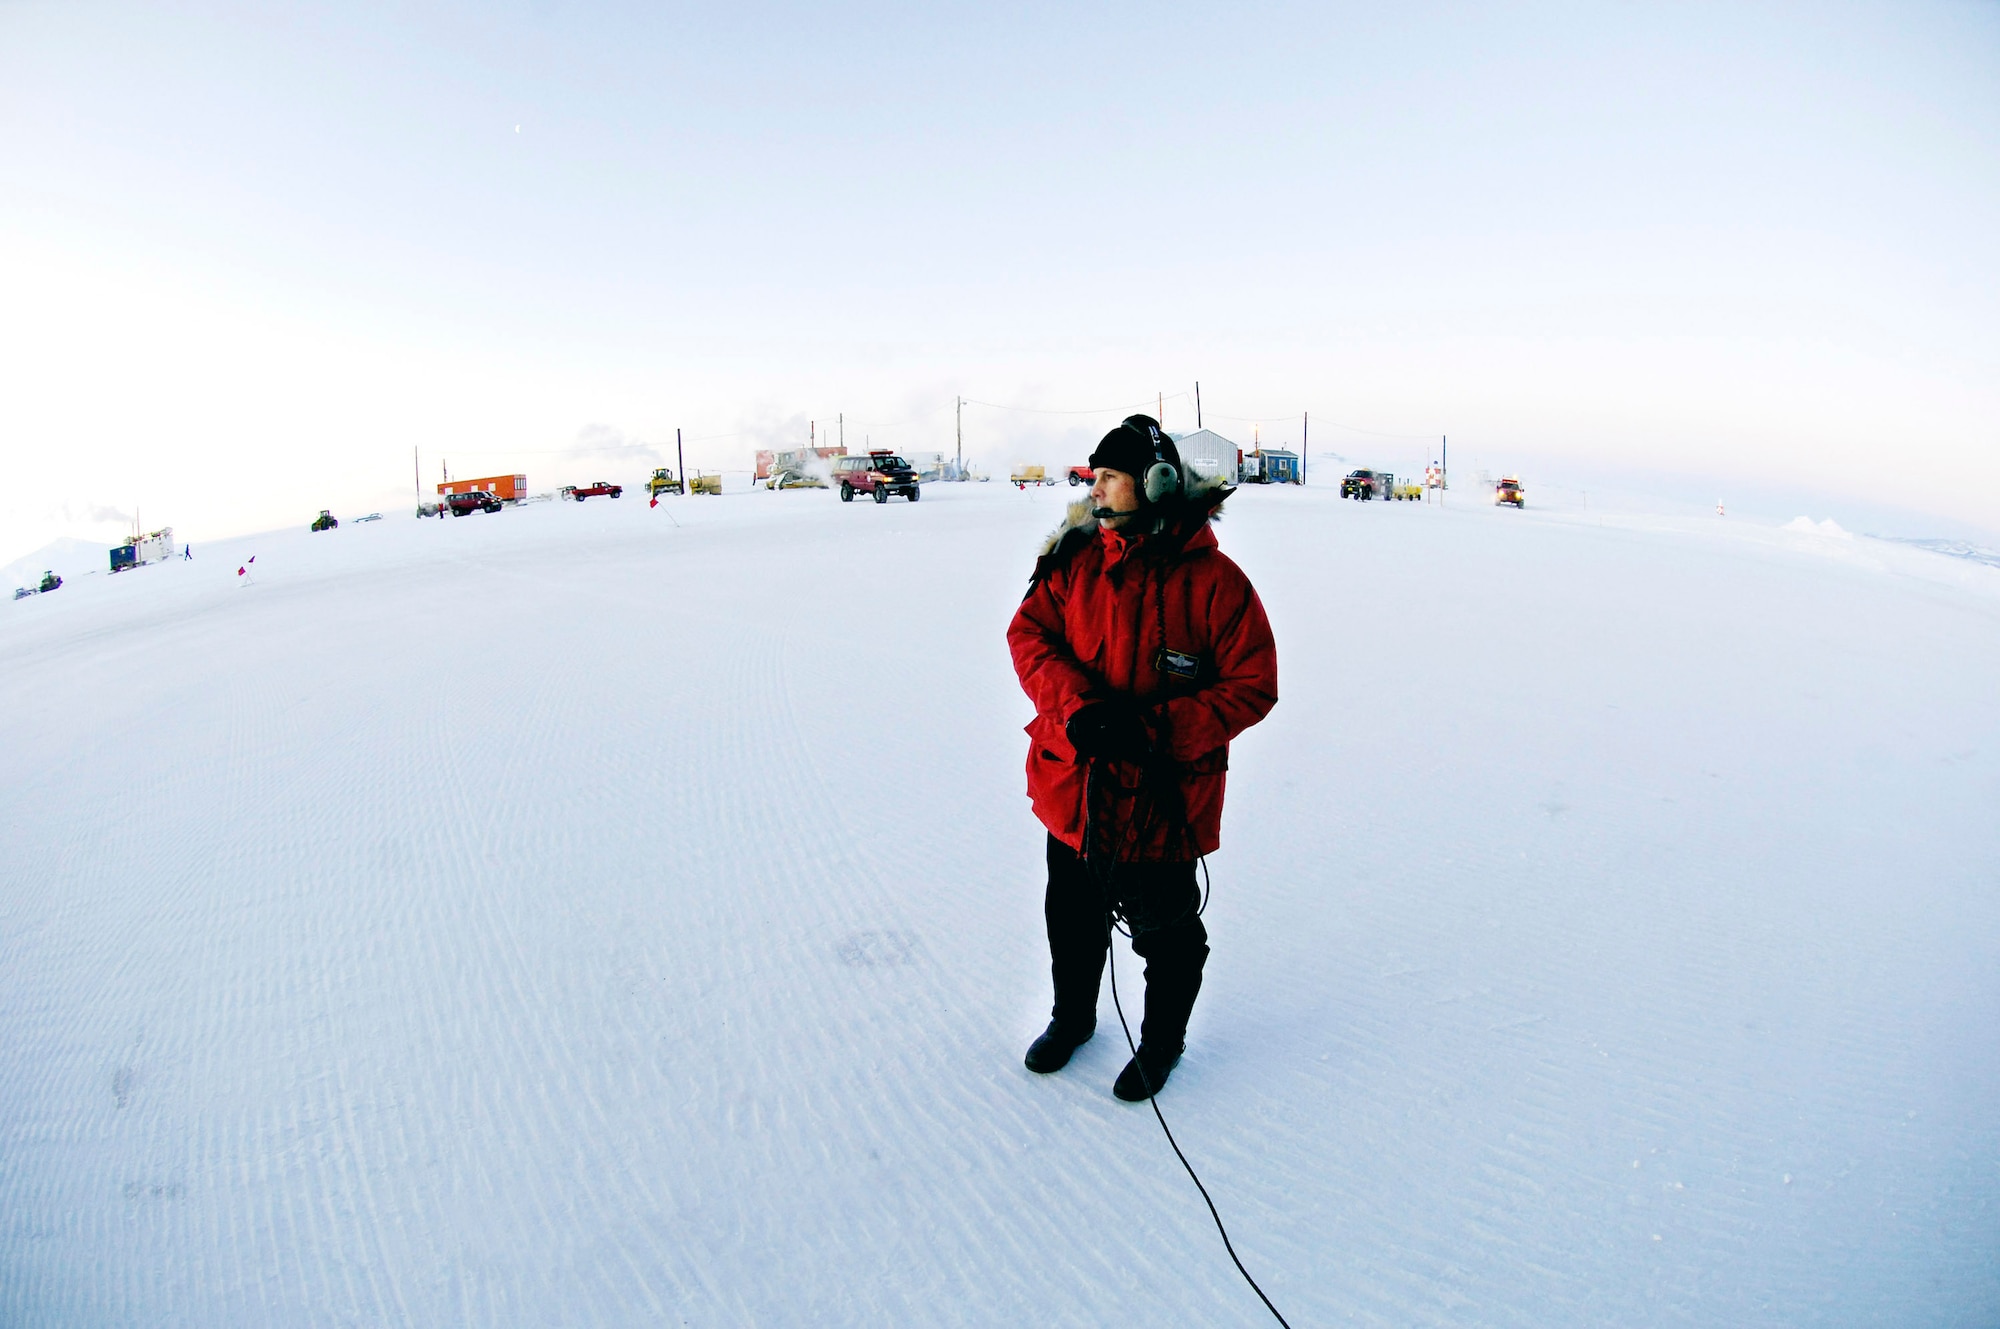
1083 762 1293 1328
1101 929 1294 1328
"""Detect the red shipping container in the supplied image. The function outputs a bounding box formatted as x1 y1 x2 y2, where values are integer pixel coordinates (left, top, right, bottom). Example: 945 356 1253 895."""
436 474 528 501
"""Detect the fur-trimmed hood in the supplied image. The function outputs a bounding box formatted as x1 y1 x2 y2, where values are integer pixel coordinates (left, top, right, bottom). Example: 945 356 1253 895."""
1035 469 1233 558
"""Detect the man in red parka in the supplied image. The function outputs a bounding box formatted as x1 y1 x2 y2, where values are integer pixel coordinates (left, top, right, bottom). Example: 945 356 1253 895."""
1007 415 1277 1101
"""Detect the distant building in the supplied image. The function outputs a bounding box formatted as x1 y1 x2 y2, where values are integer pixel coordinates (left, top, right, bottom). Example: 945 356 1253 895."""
1248 448 1301 485
1174 429 1243 482
438 474 528 501
110 527 175 573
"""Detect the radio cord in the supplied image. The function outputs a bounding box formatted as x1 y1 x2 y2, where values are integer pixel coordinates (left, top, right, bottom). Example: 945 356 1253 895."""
1085 762 1294 1329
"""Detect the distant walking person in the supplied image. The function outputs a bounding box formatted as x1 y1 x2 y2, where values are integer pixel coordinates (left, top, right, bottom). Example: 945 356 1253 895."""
1007 415 1277 1101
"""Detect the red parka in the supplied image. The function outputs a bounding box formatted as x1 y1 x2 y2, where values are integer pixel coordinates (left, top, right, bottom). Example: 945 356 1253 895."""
1007 484 1278 862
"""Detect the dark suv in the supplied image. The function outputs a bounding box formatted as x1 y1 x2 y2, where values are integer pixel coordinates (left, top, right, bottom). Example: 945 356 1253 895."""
447 490 503 516
834 451 921 503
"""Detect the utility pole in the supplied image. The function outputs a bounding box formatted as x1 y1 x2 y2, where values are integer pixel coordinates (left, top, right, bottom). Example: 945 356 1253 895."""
1157 390 1163 425
1195 381 1202 430
676 428 685 495
413 446 420 503
1301 412 1308 485
955 397 962 475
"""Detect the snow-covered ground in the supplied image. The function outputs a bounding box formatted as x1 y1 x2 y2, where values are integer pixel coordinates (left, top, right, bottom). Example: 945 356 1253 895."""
4 481 1997 1326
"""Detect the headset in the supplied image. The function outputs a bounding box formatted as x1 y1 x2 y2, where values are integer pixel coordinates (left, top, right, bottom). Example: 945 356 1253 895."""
1087 415 1184 523
1116 414 1182 506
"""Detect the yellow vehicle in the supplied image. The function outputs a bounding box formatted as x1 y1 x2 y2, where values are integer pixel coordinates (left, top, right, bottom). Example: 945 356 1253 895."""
1010 465 1053 488
688 471 723 495
646 467 685 497
1393 481 1424 501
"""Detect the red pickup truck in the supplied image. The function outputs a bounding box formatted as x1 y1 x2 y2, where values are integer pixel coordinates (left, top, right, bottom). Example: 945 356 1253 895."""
562 481 623 501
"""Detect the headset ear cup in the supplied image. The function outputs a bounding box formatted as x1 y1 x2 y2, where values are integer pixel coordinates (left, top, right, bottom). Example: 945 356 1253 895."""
1143 462 1179 504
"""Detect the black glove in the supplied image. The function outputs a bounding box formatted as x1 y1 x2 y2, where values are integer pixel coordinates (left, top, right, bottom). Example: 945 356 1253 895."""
1066 700 1152 761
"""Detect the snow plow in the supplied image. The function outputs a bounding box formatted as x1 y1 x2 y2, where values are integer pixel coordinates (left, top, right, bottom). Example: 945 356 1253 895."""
766 467 826 490
646 468 685 497
762 446 841 489
688 472 724 495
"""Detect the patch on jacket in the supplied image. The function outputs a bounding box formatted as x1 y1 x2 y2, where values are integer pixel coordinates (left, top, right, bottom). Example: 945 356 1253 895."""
1155 646 1203 680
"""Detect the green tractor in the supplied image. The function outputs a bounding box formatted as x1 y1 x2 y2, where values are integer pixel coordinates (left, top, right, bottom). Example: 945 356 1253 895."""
311 510 338 532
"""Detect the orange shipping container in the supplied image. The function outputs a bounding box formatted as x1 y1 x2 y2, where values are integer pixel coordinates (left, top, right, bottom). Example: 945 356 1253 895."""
436 474 528 501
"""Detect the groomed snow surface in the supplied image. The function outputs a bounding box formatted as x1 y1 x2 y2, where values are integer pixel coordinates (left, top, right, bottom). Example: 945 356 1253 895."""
4 481 1998 1326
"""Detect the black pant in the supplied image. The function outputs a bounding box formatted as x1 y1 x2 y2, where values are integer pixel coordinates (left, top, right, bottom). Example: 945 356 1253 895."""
1044 834 1209 1052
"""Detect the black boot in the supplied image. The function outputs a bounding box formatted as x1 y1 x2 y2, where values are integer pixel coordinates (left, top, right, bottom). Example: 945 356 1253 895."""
1025 1020 1095 1074
1038 835 1109 1072
1117 905 1207 1101
1112 1042 1183 1101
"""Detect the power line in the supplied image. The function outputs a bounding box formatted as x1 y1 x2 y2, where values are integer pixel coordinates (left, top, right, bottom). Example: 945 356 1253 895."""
962 392 1191 418
842 405 955 429
1203 412 1303 425
430 428 751 459
1200 408 1437 441
1283 417 1438 441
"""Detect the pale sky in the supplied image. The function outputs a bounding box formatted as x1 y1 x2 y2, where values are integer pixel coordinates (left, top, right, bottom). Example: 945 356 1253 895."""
4 0 1997 558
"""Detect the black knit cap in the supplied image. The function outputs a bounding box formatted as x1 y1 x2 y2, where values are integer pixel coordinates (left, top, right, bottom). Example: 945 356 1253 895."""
1088 414 1180 484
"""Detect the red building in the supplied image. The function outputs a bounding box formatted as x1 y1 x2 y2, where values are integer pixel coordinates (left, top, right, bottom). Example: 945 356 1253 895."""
437 474 528 501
